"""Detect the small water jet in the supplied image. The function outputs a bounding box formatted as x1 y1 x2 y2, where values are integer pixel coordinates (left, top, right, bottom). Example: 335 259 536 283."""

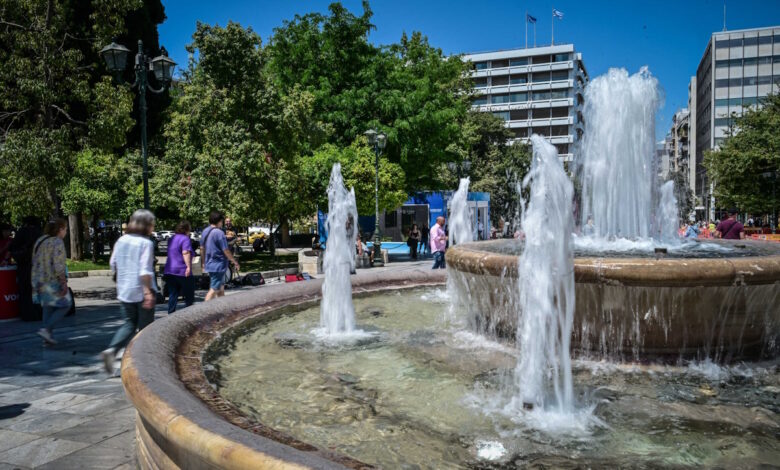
449 177 473 246
319 163 359 335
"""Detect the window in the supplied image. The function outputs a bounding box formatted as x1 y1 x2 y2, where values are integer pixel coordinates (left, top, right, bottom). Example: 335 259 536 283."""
512 127 528 138
743 76 758 86
532 126 549 136
551 70 569 81
743 96 760 106
532 72 551 83
532 55 551 64
474 77 488 88
759 36 773 45
510 74 528 84
554 144 569 155
509 92 527 102
743 57 758 66
550 89 569 99
757 75 774 85
474 62 488 70
715 98 729 107
532 91 551 100
492 59 509 68
758 56 772 64
492 75 509 86
744 37 758 46
492 94 510 104
728 38 742 48
551 107 569 118
510 109 528 120
510 57 528 66
716 60 729 68
551 125 568 136
493 111 510 121
472 95 488 106
385 210 397 228
533 108 551 119
714 117 733 127
715 39 729 48
775 55 780 63
714 137 726 147
774 34 780 44
553 53 569 62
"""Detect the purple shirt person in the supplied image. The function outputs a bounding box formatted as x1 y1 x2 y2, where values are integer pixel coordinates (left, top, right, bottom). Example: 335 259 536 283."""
163 221 195 313
715 209 745 240
430 216 448 269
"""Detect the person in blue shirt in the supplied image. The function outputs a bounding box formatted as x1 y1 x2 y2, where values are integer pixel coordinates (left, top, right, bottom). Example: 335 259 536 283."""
684 221 699 238
200 211 240 301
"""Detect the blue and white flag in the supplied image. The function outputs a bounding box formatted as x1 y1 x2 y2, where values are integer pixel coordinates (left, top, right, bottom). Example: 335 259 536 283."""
527 13 537 23
553 9 564 19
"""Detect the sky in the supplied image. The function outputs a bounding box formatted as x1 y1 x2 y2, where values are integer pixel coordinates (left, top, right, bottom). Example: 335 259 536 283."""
157 0 780 139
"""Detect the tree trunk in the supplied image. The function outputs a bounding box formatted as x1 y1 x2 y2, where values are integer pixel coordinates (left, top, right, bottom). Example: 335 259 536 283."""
91 214 99 264
280 218 291 248
68 213 83 260
268 222 275 256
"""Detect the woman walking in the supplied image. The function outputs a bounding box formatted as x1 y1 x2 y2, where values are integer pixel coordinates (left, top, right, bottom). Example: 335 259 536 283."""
164 220 194 313
407 224 421 260
101 209 157 373
31 219 71 344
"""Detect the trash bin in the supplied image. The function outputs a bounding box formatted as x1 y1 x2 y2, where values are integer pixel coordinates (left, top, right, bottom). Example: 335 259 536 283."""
0 266 20 320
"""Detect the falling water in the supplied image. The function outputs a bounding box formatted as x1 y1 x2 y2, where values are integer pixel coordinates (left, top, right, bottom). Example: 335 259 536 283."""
319 163 359 335
578 67 662 239
511 135 575 411
656 180 679 243
449 178 473 246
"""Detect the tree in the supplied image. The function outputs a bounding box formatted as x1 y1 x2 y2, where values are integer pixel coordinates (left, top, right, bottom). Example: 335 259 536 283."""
669 168 694 222
155 22 315 239
299 139 407 216
703 93 780 215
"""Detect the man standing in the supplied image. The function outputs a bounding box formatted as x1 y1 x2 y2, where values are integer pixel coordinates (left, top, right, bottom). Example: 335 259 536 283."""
430 216 448 269
715 209 746 240
201 211 240 301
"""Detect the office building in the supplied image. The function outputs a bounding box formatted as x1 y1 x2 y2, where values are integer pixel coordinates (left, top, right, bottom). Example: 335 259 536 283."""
693 25 780 217
462 44 588 163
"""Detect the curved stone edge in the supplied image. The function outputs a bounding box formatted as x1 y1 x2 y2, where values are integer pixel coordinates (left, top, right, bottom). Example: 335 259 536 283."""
447 240 780 287
122 266 447 470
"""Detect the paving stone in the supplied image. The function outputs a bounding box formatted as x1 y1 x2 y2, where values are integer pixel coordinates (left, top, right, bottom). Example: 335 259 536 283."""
0 387 55 405
60 395 128 417
0 463 30 470
64 378 124 396
28 392 95 412
0 436 88 467
99 430 135 450
0 384 19 393
3 410 92 436
36 441 134 470
0 430 39 453
50 413 133 444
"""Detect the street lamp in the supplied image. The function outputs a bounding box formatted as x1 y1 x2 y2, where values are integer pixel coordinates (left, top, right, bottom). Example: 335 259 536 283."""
364 128 387 266
100 40 176 210
448 160 472 180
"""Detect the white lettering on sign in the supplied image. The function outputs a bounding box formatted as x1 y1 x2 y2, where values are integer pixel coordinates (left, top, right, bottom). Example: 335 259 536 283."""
3 294 18 302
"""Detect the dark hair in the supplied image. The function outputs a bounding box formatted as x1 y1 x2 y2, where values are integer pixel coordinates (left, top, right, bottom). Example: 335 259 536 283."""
728 208 739 216
44 218 67 237
175 220 191 235
209 210 225 225
411 224 418 230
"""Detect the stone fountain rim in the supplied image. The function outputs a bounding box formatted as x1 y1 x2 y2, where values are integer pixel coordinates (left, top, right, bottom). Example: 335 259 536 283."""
446 239 780 287
121 267 447 470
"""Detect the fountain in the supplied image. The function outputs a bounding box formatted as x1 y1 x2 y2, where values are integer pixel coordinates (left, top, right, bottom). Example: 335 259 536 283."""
449 177 473 246
447 68 780 361
119 66 780 470
319 163 359 335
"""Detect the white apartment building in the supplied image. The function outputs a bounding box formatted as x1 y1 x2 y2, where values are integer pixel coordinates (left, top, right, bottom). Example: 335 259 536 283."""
693 25 780 216
462 44 588 163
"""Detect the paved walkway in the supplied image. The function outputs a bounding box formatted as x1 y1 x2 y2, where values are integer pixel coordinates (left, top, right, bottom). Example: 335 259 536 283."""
0 259 433 468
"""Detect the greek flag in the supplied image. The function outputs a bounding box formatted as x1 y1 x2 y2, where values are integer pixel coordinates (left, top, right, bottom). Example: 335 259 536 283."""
553 9 564 19
527 13 537 23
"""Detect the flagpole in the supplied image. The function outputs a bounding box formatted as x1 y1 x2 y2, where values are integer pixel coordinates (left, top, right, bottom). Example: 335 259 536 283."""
525 10 528 48
551 8 554 46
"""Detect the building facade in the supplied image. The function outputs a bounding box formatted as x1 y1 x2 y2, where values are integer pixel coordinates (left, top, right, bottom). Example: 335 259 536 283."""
693 26 780 217
462 44 588 163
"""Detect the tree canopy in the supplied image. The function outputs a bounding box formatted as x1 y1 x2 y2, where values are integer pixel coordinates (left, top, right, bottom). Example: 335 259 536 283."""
703 93 780 214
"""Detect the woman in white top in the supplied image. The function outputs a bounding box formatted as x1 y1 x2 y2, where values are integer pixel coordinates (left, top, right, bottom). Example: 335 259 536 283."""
101 209 156 373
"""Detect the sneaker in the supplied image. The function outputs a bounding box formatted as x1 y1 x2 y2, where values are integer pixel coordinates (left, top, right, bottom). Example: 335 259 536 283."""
36 328 57 345
101 349 115 374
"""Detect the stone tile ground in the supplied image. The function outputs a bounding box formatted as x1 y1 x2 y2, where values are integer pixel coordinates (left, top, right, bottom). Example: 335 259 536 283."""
0 258 428 468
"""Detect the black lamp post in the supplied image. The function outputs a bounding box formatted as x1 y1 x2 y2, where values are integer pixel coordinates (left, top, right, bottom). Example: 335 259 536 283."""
100 40 176 210
364 128 387 266
448 160 472 180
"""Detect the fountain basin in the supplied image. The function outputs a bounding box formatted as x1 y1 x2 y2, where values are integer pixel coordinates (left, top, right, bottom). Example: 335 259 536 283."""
121 268 446 470
447 239 780 360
